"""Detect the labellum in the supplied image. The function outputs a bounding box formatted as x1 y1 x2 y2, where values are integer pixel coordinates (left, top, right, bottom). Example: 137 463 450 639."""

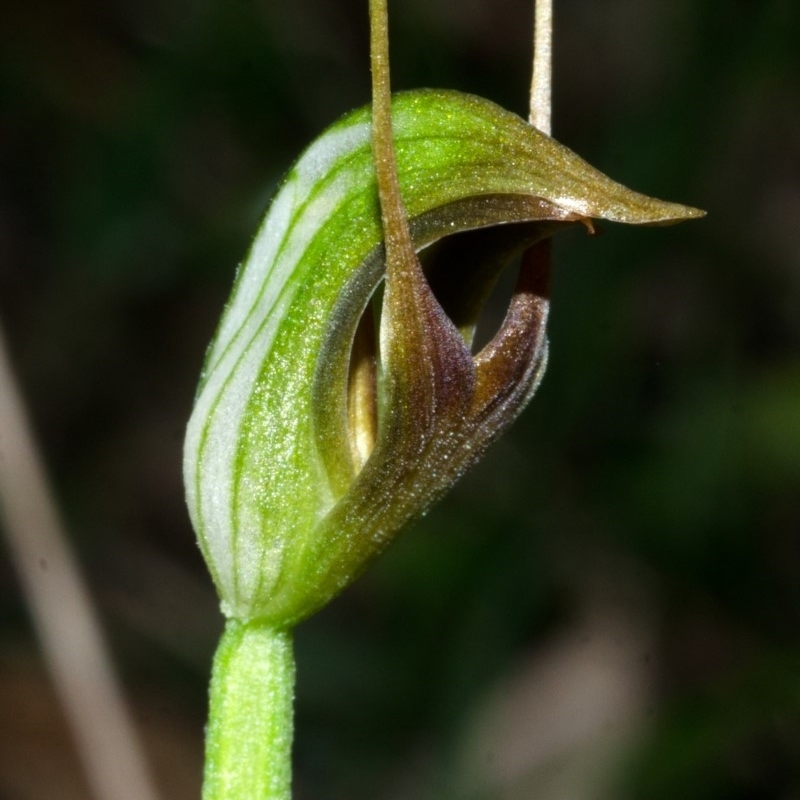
183 86 703 627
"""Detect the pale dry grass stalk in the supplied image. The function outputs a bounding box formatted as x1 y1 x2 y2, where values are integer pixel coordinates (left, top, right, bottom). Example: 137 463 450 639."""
530 0 553 133
0 321 161 800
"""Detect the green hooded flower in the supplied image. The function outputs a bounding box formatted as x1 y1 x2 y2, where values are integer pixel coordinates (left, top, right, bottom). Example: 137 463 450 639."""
184 89 702 627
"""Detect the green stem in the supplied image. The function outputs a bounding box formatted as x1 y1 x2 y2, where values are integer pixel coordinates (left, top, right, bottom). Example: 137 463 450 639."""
203 621 295 800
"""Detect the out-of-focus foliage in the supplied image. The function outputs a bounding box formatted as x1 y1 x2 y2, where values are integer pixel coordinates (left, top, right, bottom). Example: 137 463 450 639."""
0 0 797 798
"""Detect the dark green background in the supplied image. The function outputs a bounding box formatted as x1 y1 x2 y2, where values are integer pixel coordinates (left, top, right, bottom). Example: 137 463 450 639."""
1 0 798 798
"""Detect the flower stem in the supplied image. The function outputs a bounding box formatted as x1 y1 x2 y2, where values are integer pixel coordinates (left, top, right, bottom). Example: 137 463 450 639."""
203 621 295 800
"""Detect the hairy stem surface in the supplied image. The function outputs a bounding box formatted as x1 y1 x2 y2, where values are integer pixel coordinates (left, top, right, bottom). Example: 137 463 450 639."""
203 622 295 800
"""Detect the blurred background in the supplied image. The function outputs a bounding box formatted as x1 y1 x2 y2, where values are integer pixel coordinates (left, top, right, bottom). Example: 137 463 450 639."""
1 0 798 797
